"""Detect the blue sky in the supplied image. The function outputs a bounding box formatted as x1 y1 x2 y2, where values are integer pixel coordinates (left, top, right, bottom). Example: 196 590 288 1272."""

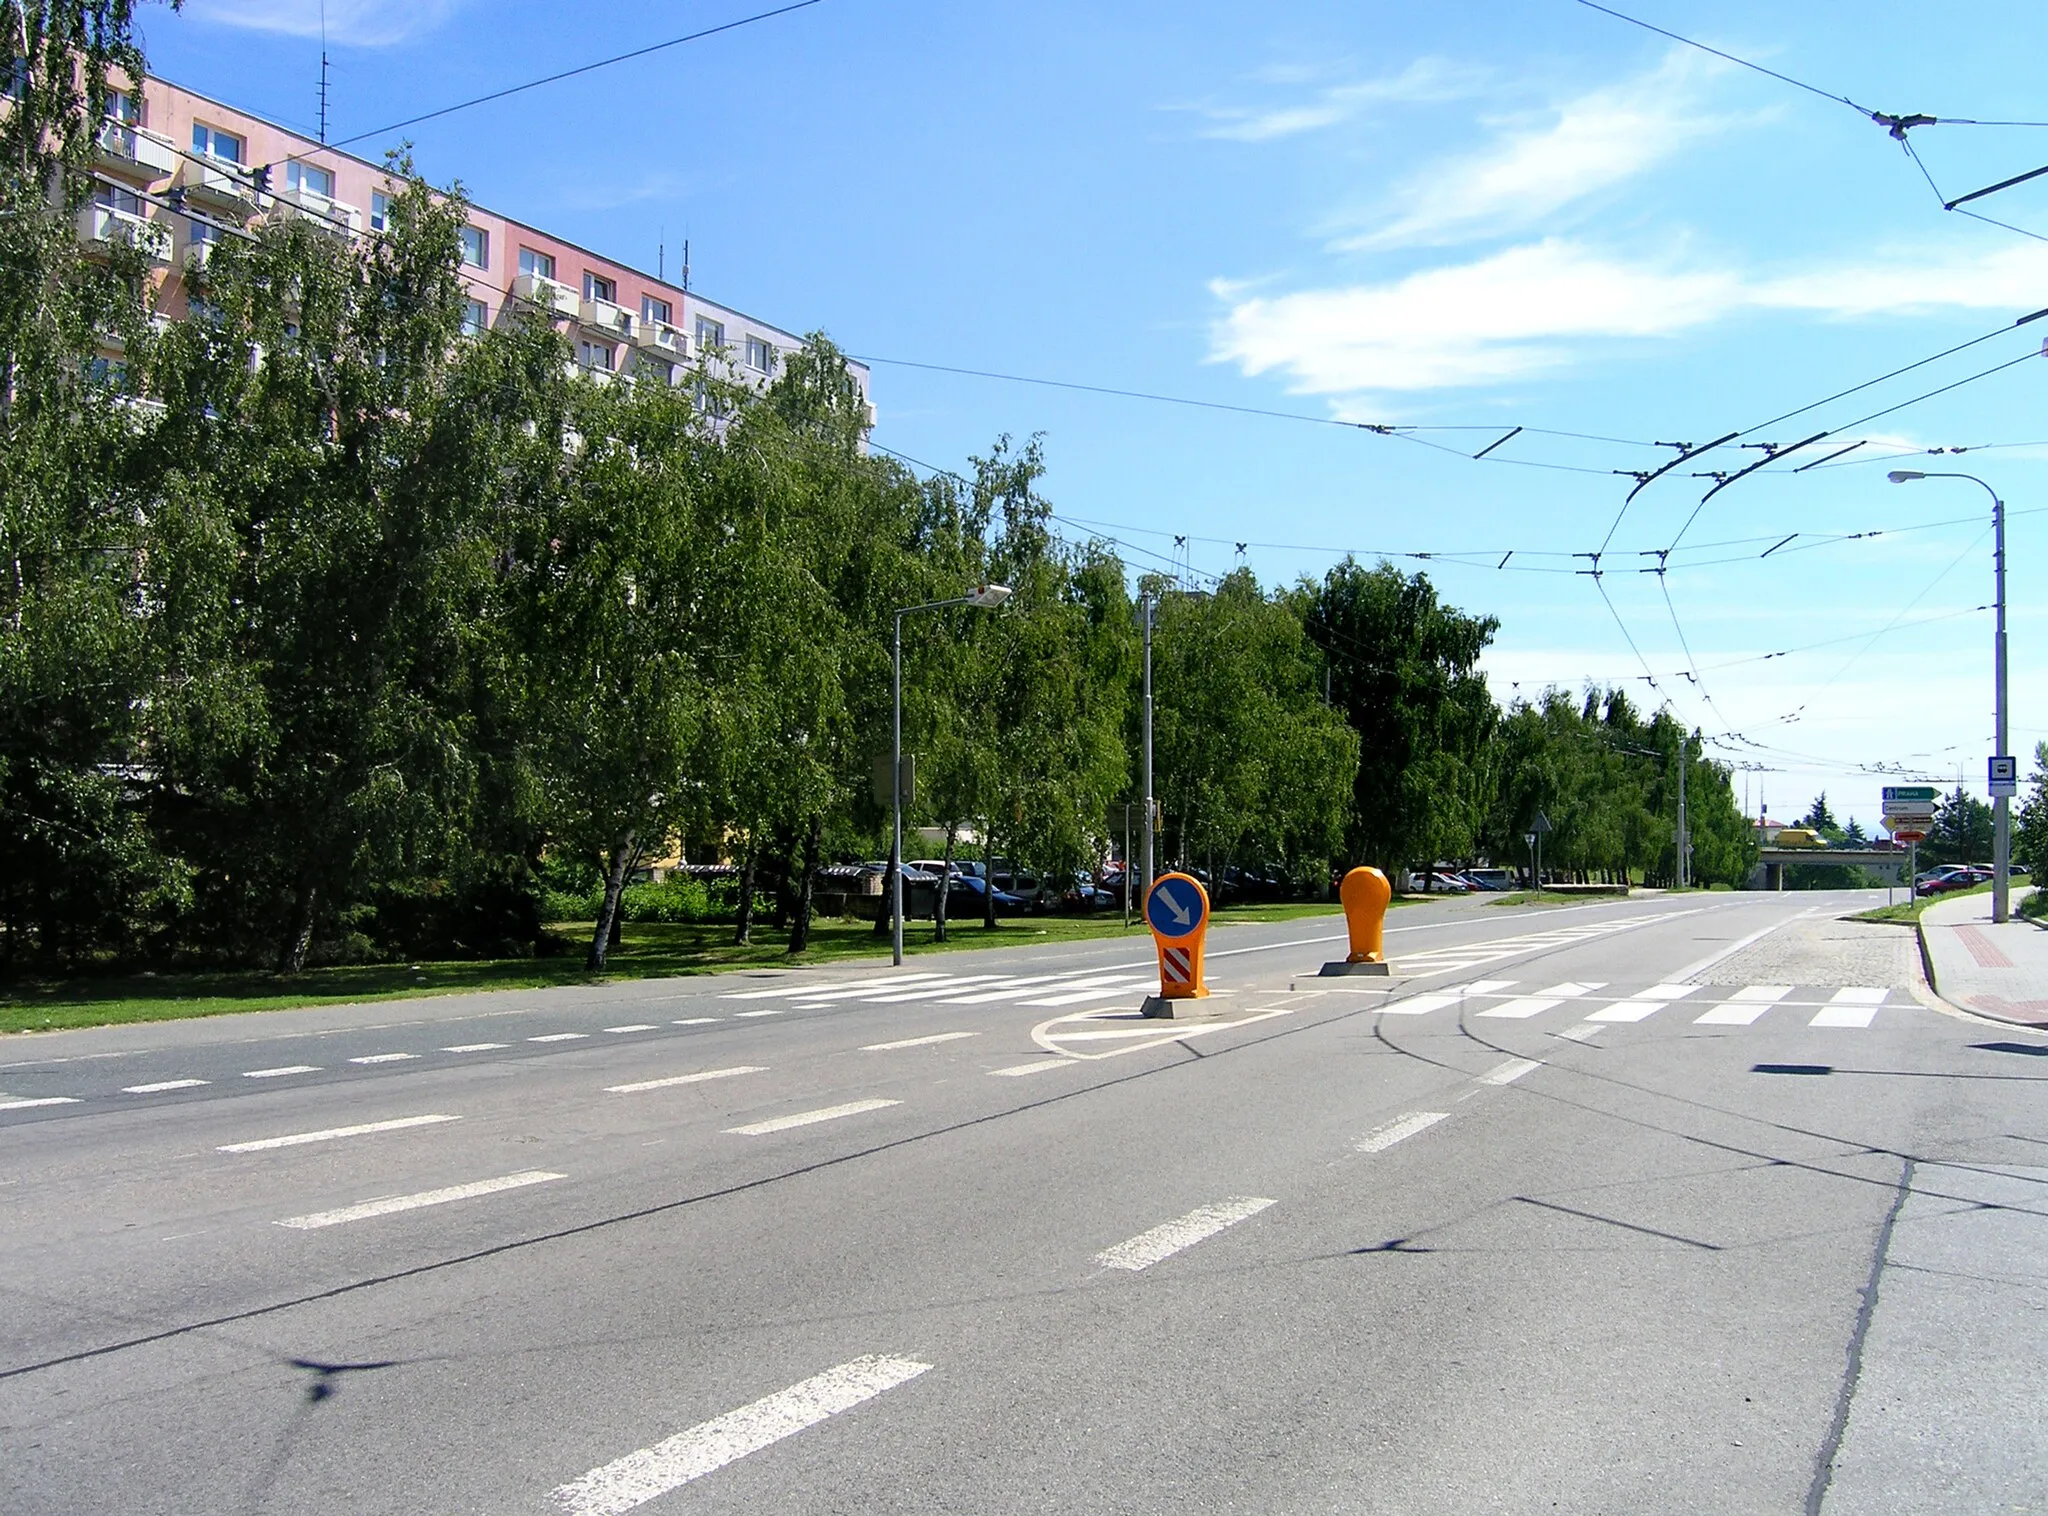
151 0 2048 834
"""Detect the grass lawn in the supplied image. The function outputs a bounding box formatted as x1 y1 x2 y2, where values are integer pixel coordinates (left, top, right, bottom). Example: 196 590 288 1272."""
0 898 1349 1036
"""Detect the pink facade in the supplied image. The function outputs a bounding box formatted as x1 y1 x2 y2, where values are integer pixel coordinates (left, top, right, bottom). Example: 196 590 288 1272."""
85 73 867 406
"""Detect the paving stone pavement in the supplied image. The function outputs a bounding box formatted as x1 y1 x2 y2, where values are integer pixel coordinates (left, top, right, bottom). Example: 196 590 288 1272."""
1701 909 1921 989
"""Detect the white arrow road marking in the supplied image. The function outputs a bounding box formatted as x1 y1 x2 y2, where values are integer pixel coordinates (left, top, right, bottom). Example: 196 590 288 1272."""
549 1355 933 1516
607 1066 765 1094
1031 1006 1291 1060
276 1169 563 1230
1096 1197 1276 1272
219 1114 458 1153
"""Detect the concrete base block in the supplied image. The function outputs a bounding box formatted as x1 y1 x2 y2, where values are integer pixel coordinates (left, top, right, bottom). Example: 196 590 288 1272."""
1319 960 1392 977
1140 993 1233 1020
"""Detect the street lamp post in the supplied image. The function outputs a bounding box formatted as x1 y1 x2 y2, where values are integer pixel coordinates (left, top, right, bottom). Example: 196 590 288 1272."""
893 583 1012 967
1140 589 1155 889
1888 471 2012 923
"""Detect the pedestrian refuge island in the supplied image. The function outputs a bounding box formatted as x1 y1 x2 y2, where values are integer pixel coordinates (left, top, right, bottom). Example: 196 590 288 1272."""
1320 866 1393 977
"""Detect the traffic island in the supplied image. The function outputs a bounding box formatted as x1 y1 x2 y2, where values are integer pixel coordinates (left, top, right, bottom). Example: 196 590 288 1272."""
1140 992 1250 1020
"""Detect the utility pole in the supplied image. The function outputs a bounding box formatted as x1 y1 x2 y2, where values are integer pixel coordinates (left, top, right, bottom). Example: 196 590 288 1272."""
1677 733 1689 890
1141 589 1155 889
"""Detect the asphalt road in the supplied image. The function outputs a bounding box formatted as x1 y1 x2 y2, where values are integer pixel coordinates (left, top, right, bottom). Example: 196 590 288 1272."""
3 890 2043 1515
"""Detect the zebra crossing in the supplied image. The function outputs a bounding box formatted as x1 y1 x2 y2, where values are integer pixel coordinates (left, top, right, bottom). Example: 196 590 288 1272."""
1390 909 1699 981
719 964 1171 1012
1381 978 1898 1030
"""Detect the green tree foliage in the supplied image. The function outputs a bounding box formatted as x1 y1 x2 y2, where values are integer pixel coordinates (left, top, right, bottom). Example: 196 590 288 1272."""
2016 741 2048 876
1925 785 1994 867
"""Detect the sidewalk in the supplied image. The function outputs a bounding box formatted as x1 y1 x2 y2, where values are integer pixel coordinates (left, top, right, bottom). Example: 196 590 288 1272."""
1919 885 2048 1027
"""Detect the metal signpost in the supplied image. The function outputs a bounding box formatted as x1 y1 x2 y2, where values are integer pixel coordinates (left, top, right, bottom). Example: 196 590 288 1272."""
1530 811 1552 890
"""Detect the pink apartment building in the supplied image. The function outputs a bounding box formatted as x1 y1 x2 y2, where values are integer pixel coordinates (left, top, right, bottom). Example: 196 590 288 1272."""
76 72 870 408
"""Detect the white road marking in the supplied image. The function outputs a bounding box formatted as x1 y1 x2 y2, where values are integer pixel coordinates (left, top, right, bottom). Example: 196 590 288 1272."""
443 1042 509 1052
1379 993 1459 1015
1535 981 1606 997
1641 983 1698 1000
0 1096 78 1111
734 1009 783 1019
1810 989 1884 1027
547 1354 933 1516
243 1065 319 1078
1587 1000 1661 1023
1555 1022 1606 1043
1095 1197 1276 1272
1731 984 1793 1002
349 1052 418 1065
1463 979 1517 994
1829 986 1890 1004
671 1018 720 1026
1694 1001 1773 1026
725 1099 900 1136
605 1024 659 1034
606 1066 765 1094
860 1032 979 1051
988 1059 1076 1077
1018 976 1160 1007
219 1113 458 1153
1355 1110 1449 1153
842 977 1010 1004
124 1079 208 1093
276 1169 564 1230
529 1033 588 1043
724 973 949 1002
1476 996 1564 1020
1479 1058 1541 1086
940 978 1069 1004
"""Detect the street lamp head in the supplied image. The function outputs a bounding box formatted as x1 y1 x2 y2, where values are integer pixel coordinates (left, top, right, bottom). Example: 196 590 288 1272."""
1887 470 1926 483
967 583 1012 609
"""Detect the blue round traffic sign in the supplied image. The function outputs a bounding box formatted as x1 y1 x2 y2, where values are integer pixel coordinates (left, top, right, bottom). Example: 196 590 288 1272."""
1145 874 1207 939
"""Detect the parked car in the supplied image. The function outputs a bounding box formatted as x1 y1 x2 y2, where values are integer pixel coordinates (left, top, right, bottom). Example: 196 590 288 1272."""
1463 867 1515 891
1916 865 1989 897
934 873 1028 915
1409 870 1471 894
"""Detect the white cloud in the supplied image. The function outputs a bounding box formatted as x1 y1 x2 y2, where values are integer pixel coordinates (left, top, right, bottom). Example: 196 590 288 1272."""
183 0 464 46
1339 49 1738 250
1211 237 2048 397
1198 58 1480 143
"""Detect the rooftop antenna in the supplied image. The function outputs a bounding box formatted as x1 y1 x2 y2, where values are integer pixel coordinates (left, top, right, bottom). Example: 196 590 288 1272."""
316 0 331 144
658 224 664 282
680 236 691 298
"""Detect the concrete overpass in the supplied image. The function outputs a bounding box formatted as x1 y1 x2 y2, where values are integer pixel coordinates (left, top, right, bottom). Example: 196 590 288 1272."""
1752 847 1908 890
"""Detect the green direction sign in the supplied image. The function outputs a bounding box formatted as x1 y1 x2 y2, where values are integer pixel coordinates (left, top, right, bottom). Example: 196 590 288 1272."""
1881 786 1938 805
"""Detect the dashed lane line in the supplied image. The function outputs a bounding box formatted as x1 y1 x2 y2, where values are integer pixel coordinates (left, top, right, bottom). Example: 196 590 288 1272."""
0 1096 79 1111
860 1032 979 1051
1355 1111 1449 1153
734 1009 784 1019
671 1018 720 1026
443 1042 509 1052
1095 1197 1277 1272
725 1099 900 1136
349 1053 418 1065
123 1079 209 1093
1479 1058 1541 1087
988 1059 1077 1077
276 1169 564 1230
219 1113 458 1153
548 1355 933 1516
604 1024 660 1034
606 1066 766 1095
243 1065 320 1079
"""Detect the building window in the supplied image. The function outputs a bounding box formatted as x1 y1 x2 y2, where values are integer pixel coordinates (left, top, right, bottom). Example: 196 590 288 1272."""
577 340 614 372
695 316 724 353
635 352 675 386
641 294 672 327
104 89 142 124
86 356 129 387
285 160 334 198
462 299 489 337
94 182 143 215
192 123 243 164
2 57 27 100
369 191 388 232
458 225 488 269
583 272 616 304
745 335 774 373
519 247 555 281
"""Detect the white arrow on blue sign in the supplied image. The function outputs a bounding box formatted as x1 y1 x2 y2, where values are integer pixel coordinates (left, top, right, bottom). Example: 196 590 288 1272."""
1145 877 1206 939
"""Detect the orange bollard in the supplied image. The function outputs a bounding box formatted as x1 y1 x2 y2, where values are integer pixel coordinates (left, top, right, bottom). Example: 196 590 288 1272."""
1320 866 1393 977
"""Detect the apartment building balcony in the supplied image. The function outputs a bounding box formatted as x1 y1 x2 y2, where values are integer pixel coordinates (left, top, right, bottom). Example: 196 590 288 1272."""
514 272 580 319
634 321 686 361
178 155 259 217
92 120 177 182
268 184 363 237
78 204 172 265
579 296 636 340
